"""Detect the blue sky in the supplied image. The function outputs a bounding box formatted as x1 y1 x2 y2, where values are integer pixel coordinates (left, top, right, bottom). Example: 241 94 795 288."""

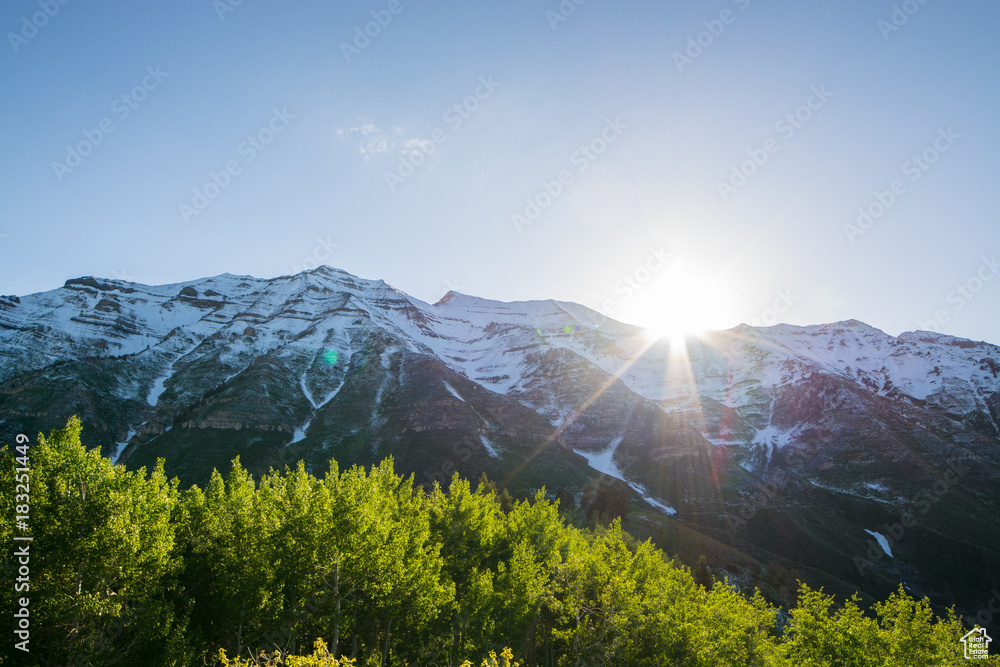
2 0 998 344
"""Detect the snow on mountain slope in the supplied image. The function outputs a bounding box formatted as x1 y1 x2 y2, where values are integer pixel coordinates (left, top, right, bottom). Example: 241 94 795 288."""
541 319 1000 421
2 265 998 443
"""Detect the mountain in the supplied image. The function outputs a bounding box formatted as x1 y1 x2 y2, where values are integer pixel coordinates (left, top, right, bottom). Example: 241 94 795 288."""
2 266 998 631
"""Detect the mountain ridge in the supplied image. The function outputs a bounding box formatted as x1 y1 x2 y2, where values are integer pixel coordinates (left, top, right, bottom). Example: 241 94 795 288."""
1 265 998 631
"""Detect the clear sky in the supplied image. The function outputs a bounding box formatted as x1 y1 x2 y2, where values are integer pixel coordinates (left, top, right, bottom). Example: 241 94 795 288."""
2 1 998 344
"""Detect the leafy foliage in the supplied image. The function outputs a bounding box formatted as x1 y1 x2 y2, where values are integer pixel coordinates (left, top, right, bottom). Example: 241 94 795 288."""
1 417 995 666
218 638 355 666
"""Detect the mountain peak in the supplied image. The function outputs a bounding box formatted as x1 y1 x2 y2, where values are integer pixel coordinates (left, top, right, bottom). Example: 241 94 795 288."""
434 290 465 306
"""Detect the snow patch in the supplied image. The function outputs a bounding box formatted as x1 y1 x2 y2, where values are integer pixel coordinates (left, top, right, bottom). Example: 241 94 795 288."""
110 429 135 465
642 496 677 515
147 341 202 407
479 433 500 458
576 439 677 515
443 381 465 402
289 420 310 446
626 479 678 516
300 372 317 409
147 375 170 407
752 424 794 463
865 529 893 557
380 346 396 369
286 376 344 449
577 436 626 481
316 384 342 409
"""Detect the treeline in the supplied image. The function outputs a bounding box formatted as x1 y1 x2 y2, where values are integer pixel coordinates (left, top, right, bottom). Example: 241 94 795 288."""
1 417 992 666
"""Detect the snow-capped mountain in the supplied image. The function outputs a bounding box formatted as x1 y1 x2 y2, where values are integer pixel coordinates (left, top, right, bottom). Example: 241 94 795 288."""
1 266 998 627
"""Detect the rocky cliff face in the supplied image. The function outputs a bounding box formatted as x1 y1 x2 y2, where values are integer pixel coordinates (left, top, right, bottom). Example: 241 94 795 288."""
1 266 998 629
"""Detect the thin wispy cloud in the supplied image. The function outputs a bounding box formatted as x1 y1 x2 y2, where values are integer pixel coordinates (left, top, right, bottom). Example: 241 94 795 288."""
401 137 433 158
336 118 437 163
335 117 396 161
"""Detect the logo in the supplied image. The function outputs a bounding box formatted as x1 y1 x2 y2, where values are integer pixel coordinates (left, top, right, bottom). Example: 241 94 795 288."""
961 627 992 660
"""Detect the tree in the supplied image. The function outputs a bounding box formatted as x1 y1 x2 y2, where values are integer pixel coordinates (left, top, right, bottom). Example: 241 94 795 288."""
690 586 777 666
176 457 283 660
874 585 966 666
19 416 183 665
3 420 985 664
580 475 629 521
693 555 713 592
554 488 575 513
427 473 508 662
777 583 885 667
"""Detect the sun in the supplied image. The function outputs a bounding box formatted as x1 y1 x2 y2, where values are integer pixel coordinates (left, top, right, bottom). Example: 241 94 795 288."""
643 317 702 350
639 292 710 350
621 266 732 349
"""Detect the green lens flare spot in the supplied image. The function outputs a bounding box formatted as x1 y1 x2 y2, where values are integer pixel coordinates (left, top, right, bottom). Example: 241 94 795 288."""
323 349 339 366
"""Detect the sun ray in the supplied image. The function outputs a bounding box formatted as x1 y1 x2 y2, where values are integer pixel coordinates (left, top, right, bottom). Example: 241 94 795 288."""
500 329 663 489
502 323 725 519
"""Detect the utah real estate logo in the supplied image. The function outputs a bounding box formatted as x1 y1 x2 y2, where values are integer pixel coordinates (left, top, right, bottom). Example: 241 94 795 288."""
961 627 992 660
